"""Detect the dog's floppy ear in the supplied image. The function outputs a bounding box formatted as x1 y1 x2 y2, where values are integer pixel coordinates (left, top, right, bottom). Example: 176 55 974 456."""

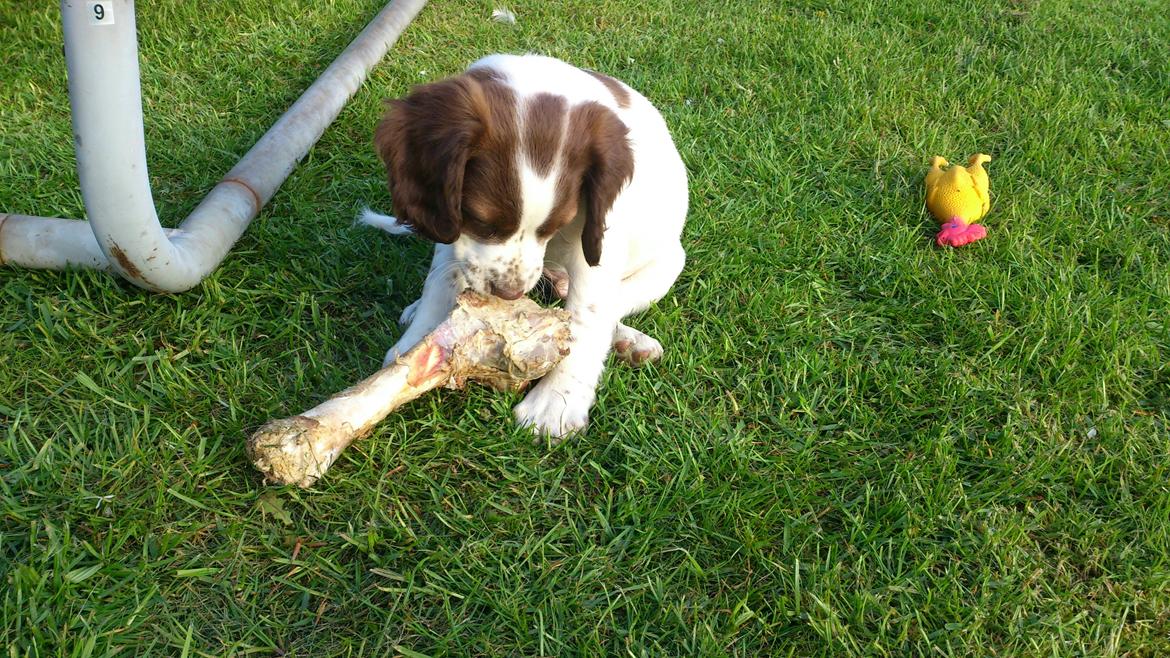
564 103 634 266
374 76 492 243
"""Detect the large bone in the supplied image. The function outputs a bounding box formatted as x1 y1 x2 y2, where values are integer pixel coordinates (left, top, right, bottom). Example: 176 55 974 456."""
247 293 571 487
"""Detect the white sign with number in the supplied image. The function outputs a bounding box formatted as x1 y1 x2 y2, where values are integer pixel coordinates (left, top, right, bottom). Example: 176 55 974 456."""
86 1 114 25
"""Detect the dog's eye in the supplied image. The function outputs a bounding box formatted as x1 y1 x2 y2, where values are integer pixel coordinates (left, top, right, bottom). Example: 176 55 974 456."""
463 211 499 238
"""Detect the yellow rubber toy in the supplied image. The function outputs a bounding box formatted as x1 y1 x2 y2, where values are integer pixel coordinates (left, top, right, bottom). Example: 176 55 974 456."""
925 154 991 247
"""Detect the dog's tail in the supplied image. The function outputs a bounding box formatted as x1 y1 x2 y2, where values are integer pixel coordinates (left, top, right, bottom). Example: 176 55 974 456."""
357 207 413 236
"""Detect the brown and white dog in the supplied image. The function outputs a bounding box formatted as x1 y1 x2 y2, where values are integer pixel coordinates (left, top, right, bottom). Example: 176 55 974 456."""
361 54 688 437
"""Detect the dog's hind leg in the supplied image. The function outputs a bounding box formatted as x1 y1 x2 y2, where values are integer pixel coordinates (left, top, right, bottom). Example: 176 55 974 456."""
612 323 663 366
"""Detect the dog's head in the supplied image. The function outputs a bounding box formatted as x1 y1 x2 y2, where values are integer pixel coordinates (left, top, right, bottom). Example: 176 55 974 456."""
374 68 634 299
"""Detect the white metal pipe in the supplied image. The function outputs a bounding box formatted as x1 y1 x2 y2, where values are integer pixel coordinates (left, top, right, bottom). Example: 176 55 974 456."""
0 0 427 292
0 213 109 270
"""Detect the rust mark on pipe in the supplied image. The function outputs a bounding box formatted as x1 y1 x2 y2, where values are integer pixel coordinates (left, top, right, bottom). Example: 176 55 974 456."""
0 213 9 265
220 177 262 215
107 242 146 281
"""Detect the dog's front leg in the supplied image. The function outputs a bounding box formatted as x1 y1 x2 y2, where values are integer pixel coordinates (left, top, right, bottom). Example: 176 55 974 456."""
513 262 621 438
384 244 462 366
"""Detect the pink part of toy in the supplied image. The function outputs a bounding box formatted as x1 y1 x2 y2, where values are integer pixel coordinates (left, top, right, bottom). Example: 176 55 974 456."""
936 218 987 247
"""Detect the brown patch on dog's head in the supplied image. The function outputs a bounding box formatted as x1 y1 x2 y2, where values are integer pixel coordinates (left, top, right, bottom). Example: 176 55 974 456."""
586 70 631 108
545 102 634 266
374 68 520 244
522 93 567 178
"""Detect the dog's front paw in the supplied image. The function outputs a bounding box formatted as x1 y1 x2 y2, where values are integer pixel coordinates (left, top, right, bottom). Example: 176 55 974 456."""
383 332 423 367
398 298 420 328
382 346 403 367
514 379 593 441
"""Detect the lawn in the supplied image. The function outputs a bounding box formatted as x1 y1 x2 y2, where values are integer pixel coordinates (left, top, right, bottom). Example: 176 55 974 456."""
2 0 1169 655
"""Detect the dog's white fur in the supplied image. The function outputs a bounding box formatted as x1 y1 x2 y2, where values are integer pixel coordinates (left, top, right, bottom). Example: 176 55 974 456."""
363 54 688 437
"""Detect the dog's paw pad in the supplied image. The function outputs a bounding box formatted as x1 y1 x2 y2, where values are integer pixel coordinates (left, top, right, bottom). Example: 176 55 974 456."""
612 325 663 367
630 347 657 365
541 267 570 299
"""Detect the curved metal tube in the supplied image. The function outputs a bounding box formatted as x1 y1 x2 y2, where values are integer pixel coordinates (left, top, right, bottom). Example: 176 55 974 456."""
0 0 427 292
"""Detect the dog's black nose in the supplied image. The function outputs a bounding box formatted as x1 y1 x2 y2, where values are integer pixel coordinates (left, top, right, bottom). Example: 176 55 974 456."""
490 283 525 301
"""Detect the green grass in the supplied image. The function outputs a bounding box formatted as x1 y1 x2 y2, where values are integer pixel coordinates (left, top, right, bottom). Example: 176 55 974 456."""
2 0 1169 655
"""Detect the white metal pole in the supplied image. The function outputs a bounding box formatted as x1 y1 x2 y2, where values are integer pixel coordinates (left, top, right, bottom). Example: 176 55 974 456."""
61 0 168 288
0 0 427 292
0 214 110 270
